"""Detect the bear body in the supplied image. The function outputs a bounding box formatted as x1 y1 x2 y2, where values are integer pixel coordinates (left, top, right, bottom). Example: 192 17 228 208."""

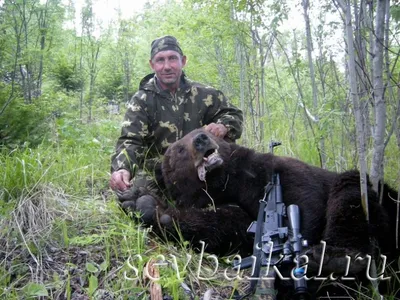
160 129 396 257
128 128 399 297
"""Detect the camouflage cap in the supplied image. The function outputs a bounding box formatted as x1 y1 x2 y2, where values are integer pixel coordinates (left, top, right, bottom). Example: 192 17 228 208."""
150 35 183 59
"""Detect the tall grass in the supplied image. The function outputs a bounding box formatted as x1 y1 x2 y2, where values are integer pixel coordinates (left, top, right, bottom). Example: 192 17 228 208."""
1 111 399 299
1 115 230 299
0 117 119 202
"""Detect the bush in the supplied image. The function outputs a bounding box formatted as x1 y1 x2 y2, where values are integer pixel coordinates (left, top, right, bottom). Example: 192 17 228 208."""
0 94 50 148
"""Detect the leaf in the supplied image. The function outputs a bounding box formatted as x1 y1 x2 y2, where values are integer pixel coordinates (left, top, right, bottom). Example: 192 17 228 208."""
23 282 49 298
88 275 98 296
99 261 108 271
86 262 98 273
391 5 400 22
69 234 103 246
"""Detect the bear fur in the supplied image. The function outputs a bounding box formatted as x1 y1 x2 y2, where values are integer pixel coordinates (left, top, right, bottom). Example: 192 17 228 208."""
126 128 399 297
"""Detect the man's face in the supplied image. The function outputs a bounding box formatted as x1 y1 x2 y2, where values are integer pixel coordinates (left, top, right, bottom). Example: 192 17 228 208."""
150 50 187 87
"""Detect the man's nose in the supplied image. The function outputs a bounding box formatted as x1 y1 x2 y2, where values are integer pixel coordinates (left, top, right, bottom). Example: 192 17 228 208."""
163 59 171 69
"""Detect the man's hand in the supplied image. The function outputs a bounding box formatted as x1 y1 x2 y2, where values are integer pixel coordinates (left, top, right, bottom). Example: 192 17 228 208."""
110 169 131 191
204 123 228 138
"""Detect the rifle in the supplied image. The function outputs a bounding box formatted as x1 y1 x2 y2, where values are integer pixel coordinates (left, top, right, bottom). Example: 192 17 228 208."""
234 141 309 300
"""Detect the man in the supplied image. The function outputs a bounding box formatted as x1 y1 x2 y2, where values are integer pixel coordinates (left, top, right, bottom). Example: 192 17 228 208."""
109 35 243 211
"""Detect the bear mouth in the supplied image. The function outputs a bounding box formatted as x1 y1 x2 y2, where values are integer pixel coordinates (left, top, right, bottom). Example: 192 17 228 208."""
197 149 223 181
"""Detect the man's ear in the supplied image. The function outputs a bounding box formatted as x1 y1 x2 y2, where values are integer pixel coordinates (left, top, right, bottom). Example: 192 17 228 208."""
149 59 155 71
181 55 187 67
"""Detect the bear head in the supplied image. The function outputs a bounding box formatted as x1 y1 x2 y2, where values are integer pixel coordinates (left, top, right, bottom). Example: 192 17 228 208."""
162 128 233 192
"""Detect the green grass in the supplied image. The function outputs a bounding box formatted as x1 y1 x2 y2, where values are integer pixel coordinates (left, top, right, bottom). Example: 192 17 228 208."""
0 113 399 299
0 115 246 299
0 115 119 201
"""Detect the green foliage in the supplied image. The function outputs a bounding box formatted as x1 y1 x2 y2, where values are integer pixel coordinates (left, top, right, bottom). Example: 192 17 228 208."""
0 95 50 148
22 283 49 298
0 115 119 202
391 3 400 23
87 274 98 297
51 54 84 92
97 48 125 101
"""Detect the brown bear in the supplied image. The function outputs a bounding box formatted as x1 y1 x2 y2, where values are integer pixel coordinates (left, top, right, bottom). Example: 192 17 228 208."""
126 128 399 297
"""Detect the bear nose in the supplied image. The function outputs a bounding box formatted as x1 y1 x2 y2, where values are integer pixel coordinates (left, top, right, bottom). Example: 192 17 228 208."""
193 133 209 152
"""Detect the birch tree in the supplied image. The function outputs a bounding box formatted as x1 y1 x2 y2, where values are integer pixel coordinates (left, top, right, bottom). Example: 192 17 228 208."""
302 0 327 168
81 0 102 122
334 0 370 221
117 20 135 103
370 0 387 194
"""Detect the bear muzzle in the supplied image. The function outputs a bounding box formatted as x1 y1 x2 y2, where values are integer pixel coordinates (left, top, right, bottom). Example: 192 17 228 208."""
192 132 223 181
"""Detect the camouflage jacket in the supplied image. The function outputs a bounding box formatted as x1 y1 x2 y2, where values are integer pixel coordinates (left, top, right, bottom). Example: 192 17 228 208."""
111 73 243 176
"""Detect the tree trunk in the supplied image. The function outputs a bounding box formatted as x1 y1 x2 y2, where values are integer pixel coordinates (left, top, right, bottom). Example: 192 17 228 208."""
123 46 131 103
22 0 33 104
236 38 247 145
302 0 317 109
370 0 387 194
302 0 327 168
87 44 100 123
79 30 84 121
356 0 372 145
36 3 49 97
336 0 370 221
383 0 399 153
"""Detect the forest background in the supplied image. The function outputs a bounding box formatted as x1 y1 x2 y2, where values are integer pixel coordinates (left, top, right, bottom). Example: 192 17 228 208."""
0 0 400 299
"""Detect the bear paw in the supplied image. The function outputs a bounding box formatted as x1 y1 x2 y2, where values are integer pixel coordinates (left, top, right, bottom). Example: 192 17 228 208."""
118 191 158 225
305 244 367 276
135 195 157 224
115 186 148 202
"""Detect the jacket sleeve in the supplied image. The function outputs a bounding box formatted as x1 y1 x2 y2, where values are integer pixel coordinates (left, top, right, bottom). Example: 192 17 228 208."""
110 91 150 175
204 90 244 141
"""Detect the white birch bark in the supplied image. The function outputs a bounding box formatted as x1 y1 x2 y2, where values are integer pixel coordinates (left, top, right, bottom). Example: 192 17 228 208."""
370 0 387 194
335 0 382 295
335 0 370 221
